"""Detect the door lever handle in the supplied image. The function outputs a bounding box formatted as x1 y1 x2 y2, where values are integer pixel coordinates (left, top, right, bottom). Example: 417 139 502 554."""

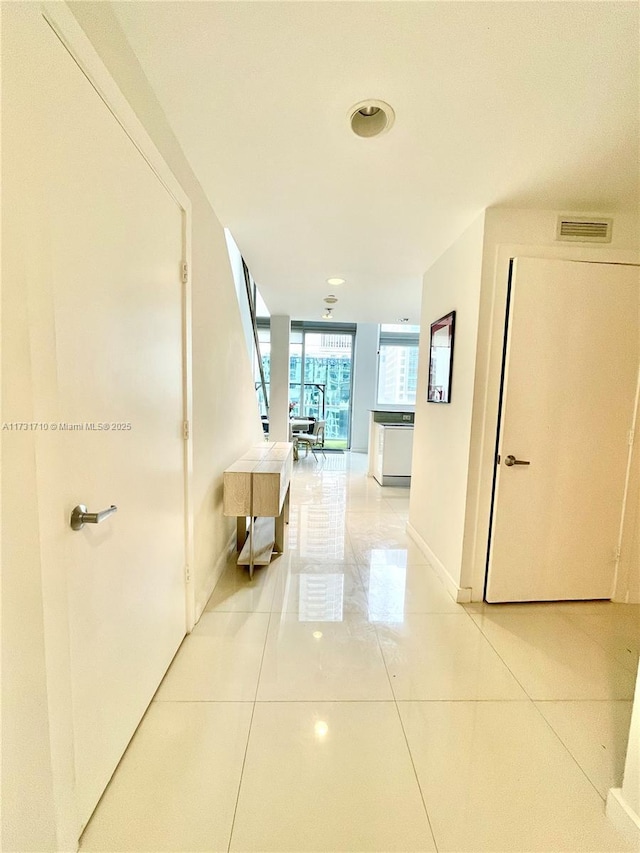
504 455 530 467
70 504 118 530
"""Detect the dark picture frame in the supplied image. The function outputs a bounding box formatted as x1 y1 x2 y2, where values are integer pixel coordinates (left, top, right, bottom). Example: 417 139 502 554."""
427 310 456 403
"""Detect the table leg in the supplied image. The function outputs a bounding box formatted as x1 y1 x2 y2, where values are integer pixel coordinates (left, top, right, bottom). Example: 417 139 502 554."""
248 514 254 579
274 485 290 553
237 516 247 551
275 511 285 553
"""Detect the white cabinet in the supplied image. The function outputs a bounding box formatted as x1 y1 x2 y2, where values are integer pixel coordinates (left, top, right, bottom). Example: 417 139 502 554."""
372 424 413 486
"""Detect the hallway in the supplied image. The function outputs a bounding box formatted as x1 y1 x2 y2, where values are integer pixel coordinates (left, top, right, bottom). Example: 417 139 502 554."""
81 452 638 852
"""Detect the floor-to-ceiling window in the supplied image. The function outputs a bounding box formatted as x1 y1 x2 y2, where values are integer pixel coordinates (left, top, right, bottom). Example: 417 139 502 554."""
255 321 355 449
300 330 353 449
254 326 270 417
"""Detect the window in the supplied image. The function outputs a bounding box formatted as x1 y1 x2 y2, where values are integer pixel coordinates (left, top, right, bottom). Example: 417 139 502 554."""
376 325 420 406
254 327 271 416
254 321 355 448
300 331 353 446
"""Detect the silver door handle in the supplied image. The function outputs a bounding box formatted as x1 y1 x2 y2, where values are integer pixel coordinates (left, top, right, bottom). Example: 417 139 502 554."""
504 455 530 467
70 504 118 530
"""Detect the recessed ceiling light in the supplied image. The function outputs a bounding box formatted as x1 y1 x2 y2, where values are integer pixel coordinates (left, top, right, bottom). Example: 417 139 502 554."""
314 720 329 738
349 99 395 138
327 277 345 286
324 295 338 305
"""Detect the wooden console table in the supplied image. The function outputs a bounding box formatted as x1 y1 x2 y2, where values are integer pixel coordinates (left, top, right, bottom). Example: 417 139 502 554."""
223 442 293 577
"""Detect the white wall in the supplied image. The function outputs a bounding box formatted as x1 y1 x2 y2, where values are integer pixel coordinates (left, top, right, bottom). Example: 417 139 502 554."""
622 670 640 824
2 233 64 851
621 667 640 819
607 665 640 845
2 4 262 850
269 315 291 441
351 323 379 452
616 335 640 603
622 665 640 814
408 213 486 598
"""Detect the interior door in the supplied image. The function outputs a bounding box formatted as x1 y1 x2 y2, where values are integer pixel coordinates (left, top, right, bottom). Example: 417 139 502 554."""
486 257 639 602
6 5 187 828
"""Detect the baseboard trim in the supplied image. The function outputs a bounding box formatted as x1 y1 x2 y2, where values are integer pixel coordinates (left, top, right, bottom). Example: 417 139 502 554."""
606 788 640 848
406 523 472 604
375 474 411 487
193 530 236 625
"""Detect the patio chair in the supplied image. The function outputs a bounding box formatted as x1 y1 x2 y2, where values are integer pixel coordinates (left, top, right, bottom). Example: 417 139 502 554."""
296 420 326 458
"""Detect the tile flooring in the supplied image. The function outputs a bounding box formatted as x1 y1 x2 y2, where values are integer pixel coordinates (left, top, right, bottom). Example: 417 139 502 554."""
81 452 639 852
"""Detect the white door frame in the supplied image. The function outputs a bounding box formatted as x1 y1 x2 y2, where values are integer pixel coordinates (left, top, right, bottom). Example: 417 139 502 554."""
462 244 640 603
29 5 195 848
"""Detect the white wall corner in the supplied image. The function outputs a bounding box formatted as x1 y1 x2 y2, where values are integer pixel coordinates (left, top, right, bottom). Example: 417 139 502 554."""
351 323 380 452
606 788 640 850
406 522 472 603
193 529 236 624
409 212 485 598
269 315 291 442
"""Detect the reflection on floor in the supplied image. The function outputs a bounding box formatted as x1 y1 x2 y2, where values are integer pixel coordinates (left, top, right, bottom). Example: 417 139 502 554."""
81 451 638 852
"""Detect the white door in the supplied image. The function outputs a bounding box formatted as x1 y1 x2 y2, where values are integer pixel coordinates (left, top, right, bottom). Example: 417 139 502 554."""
486 257 639 602
5 5 187 828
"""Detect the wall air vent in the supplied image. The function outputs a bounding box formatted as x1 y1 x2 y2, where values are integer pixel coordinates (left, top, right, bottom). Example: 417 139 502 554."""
556 216 613 243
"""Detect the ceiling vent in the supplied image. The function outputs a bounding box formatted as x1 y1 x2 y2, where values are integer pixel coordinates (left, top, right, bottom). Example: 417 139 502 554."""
556 216 613 243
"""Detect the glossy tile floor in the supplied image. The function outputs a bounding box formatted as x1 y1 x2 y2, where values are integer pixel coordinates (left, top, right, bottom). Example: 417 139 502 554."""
81 452 639 852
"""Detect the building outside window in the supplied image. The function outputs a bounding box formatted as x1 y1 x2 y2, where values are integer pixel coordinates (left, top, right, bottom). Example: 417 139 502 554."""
254 326 271 417
376 324 420 406
254 322 354 449
301 332 352 446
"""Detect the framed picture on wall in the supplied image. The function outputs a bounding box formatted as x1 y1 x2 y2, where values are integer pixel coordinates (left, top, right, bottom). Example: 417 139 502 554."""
427 310 456 403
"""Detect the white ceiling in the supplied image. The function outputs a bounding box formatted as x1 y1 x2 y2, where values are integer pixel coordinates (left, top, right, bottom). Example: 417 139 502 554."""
112 1 638 324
